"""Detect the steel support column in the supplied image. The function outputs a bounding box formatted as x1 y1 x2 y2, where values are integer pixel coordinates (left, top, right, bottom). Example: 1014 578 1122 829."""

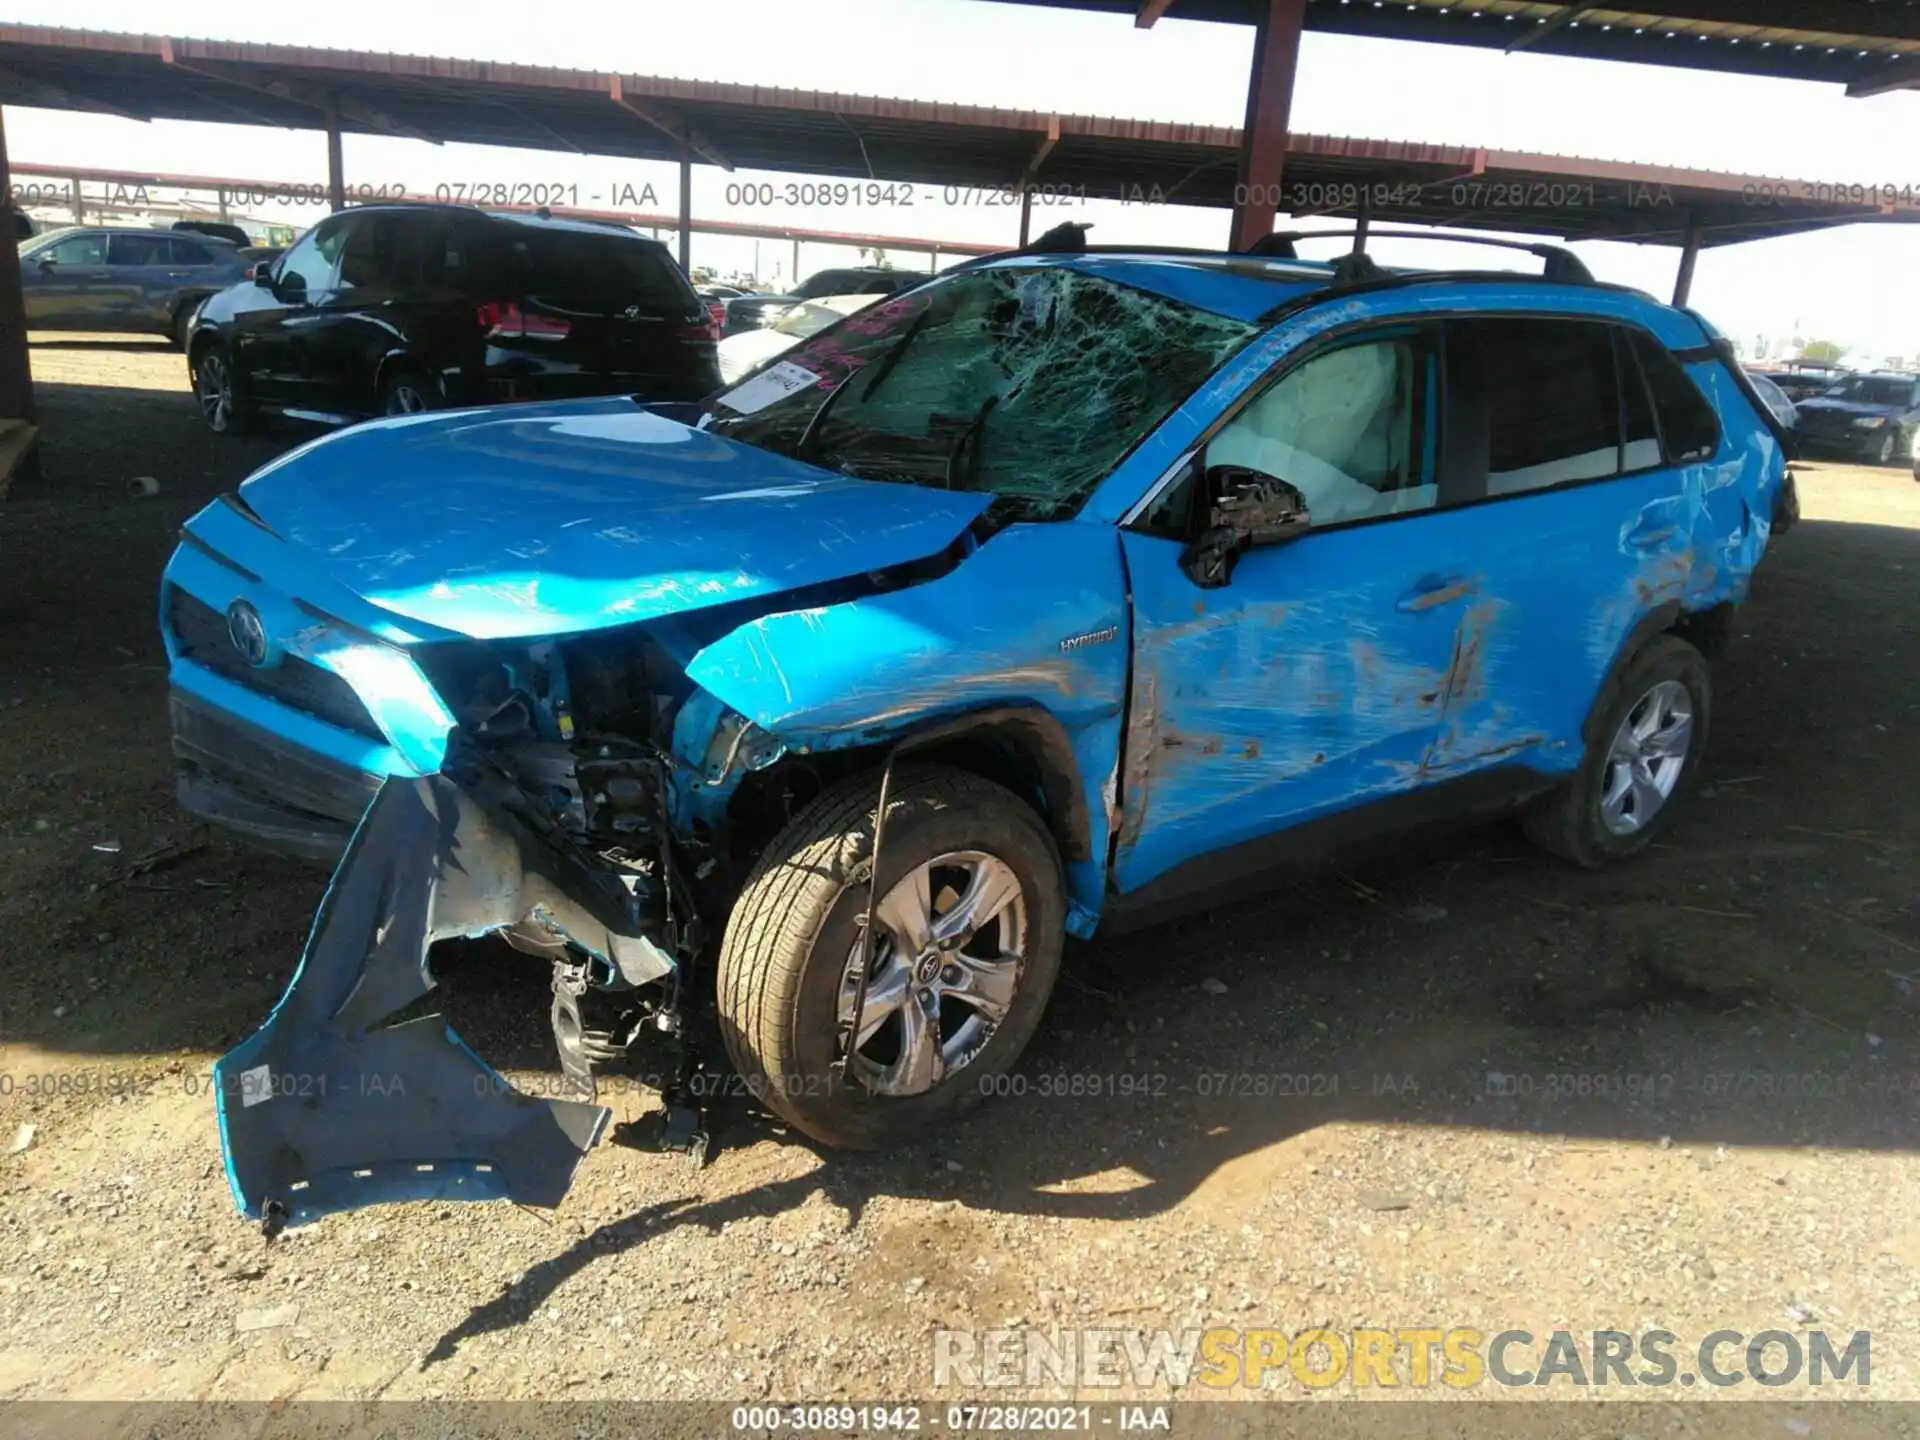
1228 0 1307 253
325 90 344 211
790 236 800 284
1019 185 1033 247
0 106 38 461
1672 212 1702 306
69 175 83 224
678 158 692 273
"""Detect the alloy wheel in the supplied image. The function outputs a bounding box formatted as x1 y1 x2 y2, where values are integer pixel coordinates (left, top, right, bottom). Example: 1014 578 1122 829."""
385 382 429 415
195 352 233 431
1599 679 1693 836
838 851 1027 1097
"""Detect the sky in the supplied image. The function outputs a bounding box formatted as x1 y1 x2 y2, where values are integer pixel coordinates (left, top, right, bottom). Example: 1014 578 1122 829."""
9 0 1920 361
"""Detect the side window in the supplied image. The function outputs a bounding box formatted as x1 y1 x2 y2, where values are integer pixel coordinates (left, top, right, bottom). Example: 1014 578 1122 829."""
336 213 401 290
107 232 172 266
1628 330 1719 463
166 237 215 266
37 234 107 266
1615 327 1663 473
276 221 347 297
1205 330 1437 527
1468 318 1620 495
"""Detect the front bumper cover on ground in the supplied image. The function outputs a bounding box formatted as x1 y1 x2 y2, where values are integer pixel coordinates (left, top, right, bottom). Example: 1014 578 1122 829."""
214 770 675 1230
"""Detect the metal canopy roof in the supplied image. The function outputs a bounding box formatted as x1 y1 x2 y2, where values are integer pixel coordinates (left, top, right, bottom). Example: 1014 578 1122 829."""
989 1 1920 95
0 26 1915 248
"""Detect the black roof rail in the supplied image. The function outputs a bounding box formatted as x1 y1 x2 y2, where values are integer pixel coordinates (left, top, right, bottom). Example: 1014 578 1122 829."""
1255 267 1655 324
1247 228 1595 285
948 240 1335 272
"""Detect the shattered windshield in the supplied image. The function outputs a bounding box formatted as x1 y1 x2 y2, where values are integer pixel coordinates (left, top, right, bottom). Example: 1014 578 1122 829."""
700 264 1257 518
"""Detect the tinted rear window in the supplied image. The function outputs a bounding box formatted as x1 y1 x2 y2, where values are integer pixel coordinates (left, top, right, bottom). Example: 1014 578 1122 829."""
1628 331 1720 462
507 229 694 314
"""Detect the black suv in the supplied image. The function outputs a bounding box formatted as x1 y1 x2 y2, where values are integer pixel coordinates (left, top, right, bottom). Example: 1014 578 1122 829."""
186 205 718 435
721 265 922 335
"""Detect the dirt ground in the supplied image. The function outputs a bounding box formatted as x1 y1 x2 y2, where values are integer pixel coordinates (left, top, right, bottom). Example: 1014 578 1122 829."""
2 336 1918 1415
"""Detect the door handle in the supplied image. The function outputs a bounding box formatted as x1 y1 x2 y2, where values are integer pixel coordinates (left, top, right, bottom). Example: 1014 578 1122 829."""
1396 574 1476 612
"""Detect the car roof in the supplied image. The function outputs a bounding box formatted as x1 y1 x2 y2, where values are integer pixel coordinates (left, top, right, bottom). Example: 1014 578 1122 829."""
317 202 664 244
957 248 1700 341
31 224 218 239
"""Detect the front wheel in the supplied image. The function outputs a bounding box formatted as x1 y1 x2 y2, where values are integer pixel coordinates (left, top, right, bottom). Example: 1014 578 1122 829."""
1521 634 1711 868
716 764 1066 1149
1875 429 1899 466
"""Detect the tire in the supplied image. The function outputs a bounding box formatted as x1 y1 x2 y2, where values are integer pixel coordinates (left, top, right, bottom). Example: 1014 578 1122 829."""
1520 634 1712 869
379 368 440 417
716 763 1066 1150
190 340 255 437
1875 430 1898 466
170 302 197 352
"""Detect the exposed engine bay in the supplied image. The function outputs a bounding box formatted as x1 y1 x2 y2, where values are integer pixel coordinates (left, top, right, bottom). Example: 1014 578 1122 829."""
216 626 801 1232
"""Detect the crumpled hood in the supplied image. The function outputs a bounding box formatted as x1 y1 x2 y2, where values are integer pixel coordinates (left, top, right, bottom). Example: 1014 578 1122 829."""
237 399 991 640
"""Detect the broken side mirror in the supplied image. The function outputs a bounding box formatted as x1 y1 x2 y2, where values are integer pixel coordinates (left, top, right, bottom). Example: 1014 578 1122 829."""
1179 465 1310 589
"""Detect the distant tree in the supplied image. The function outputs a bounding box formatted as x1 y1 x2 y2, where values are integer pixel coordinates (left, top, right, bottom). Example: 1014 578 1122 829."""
1800 339 1848 364
869 246 891 269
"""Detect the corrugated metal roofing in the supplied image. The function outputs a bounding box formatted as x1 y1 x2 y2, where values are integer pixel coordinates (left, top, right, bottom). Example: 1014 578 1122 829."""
1 25 1916 247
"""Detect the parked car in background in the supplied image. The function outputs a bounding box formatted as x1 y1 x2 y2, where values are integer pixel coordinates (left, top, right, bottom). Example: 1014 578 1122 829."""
165 239 1797 1224
1761 365 1851 403
721 266 922 335
20 225 253 346
695 283 749 336
716 291 883 383
1791 370 1920 465
1745 369 1799 434
185 204 719 436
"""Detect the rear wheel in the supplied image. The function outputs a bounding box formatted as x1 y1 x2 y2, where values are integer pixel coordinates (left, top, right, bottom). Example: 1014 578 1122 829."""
191 341 254 436
379 369 439 416
170 302 197 351
716 764 1066 1149
1521 634 1711 868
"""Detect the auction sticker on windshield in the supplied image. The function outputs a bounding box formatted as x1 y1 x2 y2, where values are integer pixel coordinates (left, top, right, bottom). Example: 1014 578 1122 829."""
717 360 821 416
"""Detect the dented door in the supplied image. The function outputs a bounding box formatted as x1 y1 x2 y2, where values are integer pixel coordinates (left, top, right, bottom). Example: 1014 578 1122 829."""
1111 521 1468 894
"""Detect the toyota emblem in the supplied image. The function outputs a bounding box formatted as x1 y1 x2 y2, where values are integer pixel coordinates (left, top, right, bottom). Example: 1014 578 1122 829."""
225 599 269 668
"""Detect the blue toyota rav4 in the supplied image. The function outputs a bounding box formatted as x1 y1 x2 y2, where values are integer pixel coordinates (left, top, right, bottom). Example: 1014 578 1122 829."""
161 232 1796 1228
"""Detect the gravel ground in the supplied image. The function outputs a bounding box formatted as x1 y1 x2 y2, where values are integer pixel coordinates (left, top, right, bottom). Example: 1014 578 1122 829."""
1 336 1918 1414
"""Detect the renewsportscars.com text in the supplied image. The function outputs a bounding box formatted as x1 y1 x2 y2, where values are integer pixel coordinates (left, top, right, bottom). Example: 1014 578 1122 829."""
932 1326 1871 1391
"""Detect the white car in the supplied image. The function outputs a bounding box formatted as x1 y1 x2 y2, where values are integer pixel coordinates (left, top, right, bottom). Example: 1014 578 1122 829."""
716 293 884 384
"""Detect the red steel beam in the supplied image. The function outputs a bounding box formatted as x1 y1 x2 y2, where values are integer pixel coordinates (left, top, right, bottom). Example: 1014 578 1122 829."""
1228 0 1306 253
